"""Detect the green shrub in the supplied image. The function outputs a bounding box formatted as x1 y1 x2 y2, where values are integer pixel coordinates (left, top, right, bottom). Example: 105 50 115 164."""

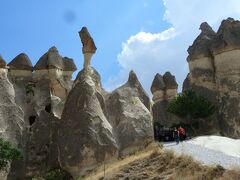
44 168 72 180
25 83 35 95
0 138 23 170
166 90 215 119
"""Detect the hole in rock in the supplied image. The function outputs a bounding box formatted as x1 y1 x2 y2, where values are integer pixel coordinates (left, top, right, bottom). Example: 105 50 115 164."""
29 116 36 126
45 103 52 113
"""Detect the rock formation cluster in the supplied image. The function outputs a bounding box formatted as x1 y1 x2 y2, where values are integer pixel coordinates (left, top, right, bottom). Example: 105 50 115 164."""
0 27 153 179
0 18 240 179
186 18 240 138
151 18 240 138
151 72 179 128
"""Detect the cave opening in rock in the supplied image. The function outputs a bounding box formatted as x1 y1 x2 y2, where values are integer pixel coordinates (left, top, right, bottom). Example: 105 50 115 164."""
29 116 36 126
45 103 52 113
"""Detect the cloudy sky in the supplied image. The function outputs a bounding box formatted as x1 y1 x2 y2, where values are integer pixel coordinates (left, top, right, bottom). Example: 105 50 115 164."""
1 0 240 95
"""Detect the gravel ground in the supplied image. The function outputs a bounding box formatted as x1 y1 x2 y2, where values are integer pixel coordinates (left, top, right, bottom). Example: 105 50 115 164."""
164 140 240 169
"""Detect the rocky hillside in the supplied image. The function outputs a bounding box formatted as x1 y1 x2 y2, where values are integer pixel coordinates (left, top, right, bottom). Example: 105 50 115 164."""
152 18 240 138
85 143 240 180
0 27 153 179
0 18 240 179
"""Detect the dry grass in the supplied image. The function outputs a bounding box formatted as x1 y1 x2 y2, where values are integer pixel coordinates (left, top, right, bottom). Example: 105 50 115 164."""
84 143 162 180
83 142 240 180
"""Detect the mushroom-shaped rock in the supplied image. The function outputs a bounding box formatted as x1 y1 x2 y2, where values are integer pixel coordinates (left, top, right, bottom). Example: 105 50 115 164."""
79 27 97 69
150 73 165 94
188 22 216 60
79 27 97 54
34 47 63 70
163 72 178 89
8 53 33 70
0 55 6 68
211 18 240 55
62 57 77 71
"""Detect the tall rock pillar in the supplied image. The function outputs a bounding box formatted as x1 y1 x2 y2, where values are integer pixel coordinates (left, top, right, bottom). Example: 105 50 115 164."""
79 27 97 69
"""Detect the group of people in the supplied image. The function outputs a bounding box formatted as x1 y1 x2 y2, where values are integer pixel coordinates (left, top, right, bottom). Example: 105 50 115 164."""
173 126 186 144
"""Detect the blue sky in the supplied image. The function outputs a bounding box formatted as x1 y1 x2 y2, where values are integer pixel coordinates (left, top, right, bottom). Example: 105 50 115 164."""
1 0 240 95
0 0 168 89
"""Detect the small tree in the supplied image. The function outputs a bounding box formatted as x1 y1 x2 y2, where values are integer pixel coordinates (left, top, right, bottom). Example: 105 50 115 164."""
0 138 23 171
166 90 215 119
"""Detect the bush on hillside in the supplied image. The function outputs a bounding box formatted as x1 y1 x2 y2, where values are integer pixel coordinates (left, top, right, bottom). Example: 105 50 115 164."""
166 90 215 119
0 138 23 170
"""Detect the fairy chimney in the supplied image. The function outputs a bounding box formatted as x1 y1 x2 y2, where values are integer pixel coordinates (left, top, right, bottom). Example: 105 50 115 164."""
79 27 97 69
8 53 33 77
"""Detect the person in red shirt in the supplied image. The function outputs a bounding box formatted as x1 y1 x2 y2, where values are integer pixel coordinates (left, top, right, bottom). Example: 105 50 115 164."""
178 126 186 141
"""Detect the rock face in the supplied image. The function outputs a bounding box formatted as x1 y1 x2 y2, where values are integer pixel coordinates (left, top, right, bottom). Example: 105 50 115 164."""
151 72 179 128
0 27 154 179
79 27 97 69
0 55 7 68
106 71 153 156
3 48 77 179
0 63 24 180
58 68 118 178
185 18 240 138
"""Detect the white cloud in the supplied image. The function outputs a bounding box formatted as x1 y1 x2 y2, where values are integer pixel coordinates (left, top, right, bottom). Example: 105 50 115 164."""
105 0 240 95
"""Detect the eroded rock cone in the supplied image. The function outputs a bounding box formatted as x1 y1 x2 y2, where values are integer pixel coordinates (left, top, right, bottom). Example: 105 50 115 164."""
0 55 6 68
106 70 153 156
151 72 180 129
8 53 33 70
58 67 118 178
151 73 165 94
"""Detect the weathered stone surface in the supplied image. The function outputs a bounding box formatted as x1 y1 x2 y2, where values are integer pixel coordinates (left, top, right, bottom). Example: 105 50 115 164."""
211 18 240 55
59 67 118 178
0 68 24 180
163 72 178 90
0 68 24 144
25 110 60 178
152 100 180 127
106 70 153 156
150 73 165 94
79 27 97 69
8 53 33 71
0 55 6 68
185 18 240 138
188 22 216 60
182 73 191 92
34 47 63 70
79 27 97 54
63 57 77 71
151 71 179 129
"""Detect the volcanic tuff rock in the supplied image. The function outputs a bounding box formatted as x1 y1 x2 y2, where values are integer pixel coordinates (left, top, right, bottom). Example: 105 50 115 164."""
185 18 240 138
58 67 118 178
79 27 97 69
3 47 77 179
106 71 153 156
0 55 7 68
0 67 24 180
151 72 179 128
0 68 24 144
8 53 33 70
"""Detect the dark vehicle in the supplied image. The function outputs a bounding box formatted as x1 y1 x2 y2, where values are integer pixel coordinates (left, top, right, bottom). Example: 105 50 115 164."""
154 125 188 142
156 127 175 142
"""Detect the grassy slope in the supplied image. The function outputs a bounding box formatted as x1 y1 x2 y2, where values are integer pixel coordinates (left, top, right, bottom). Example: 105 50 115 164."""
84 143 240 180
